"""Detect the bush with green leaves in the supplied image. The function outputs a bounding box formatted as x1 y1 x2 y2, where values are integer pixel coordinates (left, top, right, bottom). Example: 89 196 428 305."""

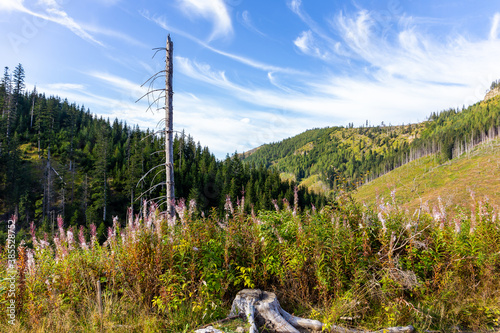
1 192 499 332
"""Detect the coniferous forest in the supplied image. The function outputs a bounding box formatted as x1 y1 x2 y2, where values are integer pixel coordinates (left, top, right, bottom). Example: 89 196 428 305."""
0 64 324 242
242 96 500 194
1 64 500 333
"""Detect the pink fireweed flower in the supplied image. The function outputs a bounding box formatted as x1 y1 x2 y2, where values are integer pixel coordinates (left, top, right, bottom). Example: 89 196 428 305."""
224 195 234 216
30 221 39 249
469 189 476 202
152 212 163 240
57 215 66 242
134 213 141 230
107 226 114 241
251 206 257 224
26 248 35 275
432 205 444 229
378 212 387 234
67 227 75 251
90 223 97 248
188 199 196 217
167 210 176 228
175 198 187 225
30 221 36 239
148 202 158 227
53 236 67 260
79 225 88 250
272 199 280 212
39 239 50 250
239 196 245 214
390 189 397 206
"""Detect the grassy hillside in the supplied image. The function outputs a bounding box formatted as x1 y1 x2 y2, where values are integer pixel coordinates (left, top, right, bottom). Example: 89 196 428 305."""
243 92 500 197
355 137 500 210
242 124 424 194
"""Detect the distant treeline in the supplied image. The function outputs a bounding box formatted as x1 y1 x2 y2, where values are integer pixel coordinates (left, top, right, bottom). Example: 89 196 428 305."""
0 64 325 241
243 84 500 190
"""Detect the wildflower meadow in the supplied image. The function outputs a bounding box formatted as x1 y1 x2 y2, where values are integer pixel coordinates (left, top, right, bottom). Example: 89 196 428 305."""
1 192 500 332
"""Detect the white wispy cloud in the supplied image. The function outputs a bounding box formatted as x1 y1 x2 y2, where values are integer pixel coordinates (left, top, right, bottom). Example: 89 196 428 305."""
490 13 500 40
173 92 312 156
46 83 86 91
0 0 103 46
142 11 303 75
288 0 340 56
177 2 500 130
88 71 146 96
240 10 266 37
176 56 348 121
0 0 24 11
94 0 121 6
333 10 500 91
83 24 148 48
178 0 232 41
293 30 329 59
336 10 375 59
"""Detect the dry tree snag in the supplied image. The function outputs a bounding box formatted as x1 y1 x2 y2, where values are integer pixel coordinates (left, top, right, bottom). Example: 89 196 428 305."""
229 289 323 333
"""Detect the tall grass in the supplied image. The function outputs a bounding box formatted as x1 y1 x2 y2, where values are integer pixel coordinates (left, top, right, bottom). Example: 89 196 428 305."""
1 193 499 332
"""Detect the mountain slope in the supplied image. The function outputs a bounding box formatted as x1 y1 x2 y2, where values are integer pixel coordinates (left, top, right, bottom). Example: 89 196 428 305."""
243 91 500 196
354 137 500 210
0 65 325 236
242 123 425 194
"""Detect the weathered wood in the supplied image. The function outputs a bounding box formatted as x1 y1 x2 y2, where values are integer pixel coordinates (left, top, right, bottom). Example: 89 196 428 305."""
194 326 224 333
230 289 323 333
228 289 416 333
165 34 175 218
330 325 415 333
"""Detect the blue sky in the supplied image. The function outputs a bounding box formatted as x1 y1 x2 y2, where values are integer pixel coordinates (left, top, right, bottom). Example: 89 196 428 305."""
1 0 500 158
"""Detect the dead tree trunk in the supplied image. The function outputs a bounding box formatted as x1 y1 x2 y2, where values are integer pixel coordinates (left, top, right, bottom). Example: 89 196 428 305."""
165 34 175 219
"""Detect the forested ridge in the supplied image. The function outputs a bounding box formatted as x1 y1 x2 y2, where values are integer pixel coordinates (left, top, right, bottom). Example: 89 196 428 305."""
0 64 324 241
242 88 500 194
1 66 500 333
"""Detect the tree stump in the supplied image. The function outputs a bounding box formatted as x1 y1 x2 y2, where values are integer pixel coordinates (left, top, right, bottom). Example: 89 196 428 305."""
229 289 323 333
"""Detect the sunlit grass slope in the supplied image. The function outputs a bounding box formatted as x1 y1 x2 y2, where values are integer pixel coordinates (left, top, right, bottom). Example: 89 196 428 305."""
355 137 500 210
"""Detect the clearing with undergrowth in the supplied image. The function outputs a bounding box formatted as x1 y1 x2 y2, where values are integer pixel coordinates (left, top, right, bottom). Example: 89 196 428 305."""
1 194 499 332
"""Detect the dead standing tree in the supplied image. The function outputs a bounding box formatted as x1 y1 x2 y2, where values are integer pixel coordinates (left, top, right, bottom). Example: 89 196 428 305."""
137 35 175 219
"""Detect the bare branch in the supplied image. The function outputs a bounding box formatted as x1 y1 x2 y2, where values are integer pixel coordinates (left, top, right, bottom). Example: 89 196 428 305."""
137 163 167 187
136 89 165 103
140 70 167 87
